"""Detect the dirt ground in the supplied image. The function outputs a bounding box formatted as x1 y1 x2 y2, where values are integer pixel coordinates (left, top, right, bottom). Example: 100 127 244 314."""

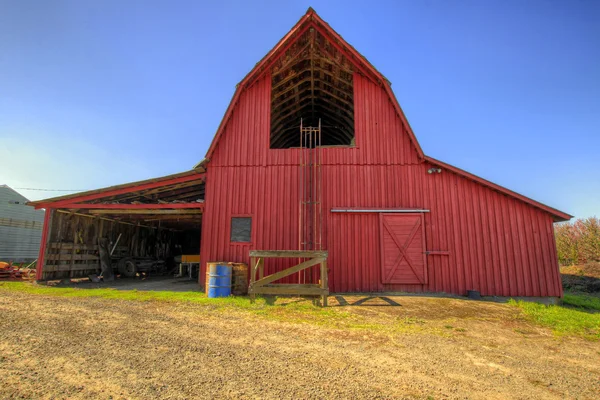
1 292 599 399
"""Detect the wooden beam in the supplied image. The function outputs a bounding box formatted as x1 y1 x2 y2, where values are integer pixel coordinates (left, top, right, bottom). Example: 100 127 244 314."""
314 85 353 108
111 180 203 202
54 209 172 231
49 243 97 250
61 202 204 210
143 214 202 221
271 96 312 128
88 209 203 215
251 284 327 296
272 40 312 76
251 257 324 287
249 250 328 258
321 260 328 306
36 208 52 280
272 75 312 101
46 254 99 261
272 66 312 91
249 256 257 302
271 93 313 120
43 264 100 273
39 173 205 209
314 43 355 76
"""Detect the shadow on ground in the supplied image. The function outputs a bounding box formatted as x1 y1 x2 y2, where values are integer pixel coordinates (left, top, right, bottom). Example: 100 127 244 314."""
333 295 401 307
44 276 202 292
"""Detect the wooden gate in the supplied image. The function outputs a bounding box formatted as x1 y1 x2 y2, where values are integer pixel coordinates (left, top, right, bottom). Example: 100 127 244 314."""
379 213 427 284
248 250 328 306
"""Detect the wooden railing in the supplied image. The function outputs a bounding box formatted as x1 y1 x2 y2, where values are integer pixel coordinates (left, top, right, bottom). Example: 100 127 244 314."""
248 250 329 306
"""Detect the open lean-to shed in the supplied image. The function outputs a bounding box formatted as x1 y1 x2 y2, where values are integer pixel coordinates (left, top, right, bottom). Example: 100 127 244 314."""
31 8 571 297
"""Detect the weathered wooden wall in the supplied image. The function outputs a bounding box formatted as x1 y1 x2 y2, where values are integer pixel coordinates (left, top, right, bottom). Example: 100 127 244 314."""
43 211 176 280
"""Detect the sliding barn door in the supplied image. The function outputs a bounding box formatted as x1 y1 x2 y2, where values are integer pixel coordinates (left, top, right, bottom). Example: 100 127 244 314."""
379 213 427 284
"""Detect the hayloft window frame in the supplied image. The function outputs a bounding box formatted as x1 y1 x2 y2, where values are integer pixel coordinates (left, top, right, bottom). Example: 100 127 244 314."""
268 27 356 149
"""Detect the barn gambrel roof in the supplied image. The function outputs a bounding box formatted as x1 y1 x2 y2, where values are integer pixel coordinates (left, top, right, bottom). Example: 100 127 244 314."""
200 8 571 222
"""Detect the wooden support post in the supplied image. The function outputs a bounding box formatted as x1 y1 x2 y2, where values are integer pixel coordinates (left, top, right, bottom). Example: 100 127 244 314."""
258 258 264 280
36 208 53 281
70 218 78 278
250 257 256 303
321 260 328 307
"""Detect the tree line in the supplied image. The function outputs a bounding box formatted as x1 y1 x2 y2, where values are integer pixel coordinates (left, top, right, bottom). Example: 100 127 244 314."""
555 217 600 266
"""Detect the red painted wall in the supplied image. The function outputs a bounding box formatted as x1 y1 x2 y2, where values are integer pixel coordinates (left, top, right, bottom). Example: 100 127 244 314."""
200 74 563 297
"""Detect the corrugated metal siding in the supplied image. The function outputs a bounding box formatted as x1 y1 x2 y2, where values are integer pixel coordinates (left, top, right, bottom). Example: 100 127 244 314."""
0 187 44 261
201 74 563 297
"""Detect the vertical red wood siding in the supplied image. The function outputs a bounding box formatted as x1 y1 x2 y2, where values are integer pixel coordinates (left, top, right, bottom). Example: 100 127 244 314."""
200 74 563 297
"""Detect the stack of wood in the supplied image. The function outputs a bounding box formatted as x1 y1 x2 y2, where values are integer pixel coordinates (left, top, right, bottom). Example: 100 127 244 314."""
0 262 36 281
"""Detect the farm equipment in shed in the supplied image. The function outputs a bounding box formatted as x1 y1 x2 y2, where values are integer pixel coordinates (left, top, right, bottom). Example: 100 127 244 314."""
114 256 166 278
93 234 169 281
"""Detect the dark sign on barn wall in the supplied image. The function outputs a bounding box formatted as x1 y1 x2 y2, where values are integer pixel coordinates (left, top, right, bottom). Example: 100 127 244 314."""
230 217 252 242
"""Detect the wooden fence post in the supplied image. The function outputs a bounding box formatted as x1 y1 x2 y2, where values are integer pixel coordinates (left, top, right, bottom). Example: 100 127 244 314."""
258 258 264 280
250 257 256 303
320 260 328 307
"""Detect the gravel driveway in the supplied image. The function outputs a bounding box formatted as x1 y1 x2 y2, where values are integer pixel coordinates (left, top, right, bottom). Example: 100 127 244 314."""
1 291 598 399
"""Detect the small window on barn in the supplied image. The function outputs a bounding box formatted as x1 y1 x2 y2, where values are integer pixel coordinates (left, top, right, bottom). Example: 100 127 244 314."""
230 217 252 243
270 28 354 149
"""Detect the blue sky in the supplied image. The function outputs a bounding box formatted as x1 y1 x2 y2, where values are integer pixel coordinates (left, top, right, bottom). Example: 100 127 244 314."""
0 0 598 218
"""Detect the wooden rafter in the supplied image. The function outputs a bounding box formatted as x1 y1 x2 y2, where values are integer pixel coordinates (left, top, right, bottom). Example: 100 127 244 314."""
35 173 205 209
269 26 355 148
89 209 203 215
62 202 203 210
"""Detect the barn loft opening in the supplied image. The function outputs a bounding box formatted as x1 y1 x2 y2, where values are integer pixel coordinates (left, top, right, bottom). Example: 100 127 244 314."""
270 27 355 148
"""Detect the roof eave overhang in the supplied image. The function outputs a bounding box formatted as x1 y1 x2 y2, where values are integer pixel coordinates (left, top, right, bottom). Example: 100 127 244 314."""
425 156 572 222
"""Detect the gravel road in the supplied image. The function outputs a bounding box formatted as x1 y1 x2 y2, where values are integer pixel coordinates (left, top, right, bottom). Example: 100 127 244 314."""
1 291 598 399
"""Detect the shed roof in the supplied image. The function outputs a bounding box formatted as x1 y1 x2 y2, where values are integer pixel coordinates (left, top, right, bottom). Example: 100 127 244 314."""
28 167 205 209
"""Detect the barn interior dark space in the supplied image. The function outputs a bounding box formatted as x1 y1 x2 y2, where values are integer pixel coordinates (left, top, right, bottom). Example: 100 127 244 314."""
270 27 354 148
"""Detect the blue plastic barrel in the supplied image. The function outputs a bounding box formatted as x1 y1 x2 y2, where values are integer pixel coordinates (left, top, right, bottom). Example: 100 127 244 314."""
207 262 232 298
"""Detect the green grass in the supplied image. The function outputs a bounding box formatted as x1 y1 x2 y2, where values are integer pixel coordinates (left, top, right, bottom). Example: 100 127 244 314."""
0 281 316 311
562 293 600 311
509 298 600 340
4 282 597 340
0 282 429 335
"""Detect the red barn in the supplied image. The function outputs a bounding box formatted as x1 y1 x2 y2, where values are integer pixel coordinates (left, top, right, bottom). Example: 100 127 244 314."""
31 9 571 298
